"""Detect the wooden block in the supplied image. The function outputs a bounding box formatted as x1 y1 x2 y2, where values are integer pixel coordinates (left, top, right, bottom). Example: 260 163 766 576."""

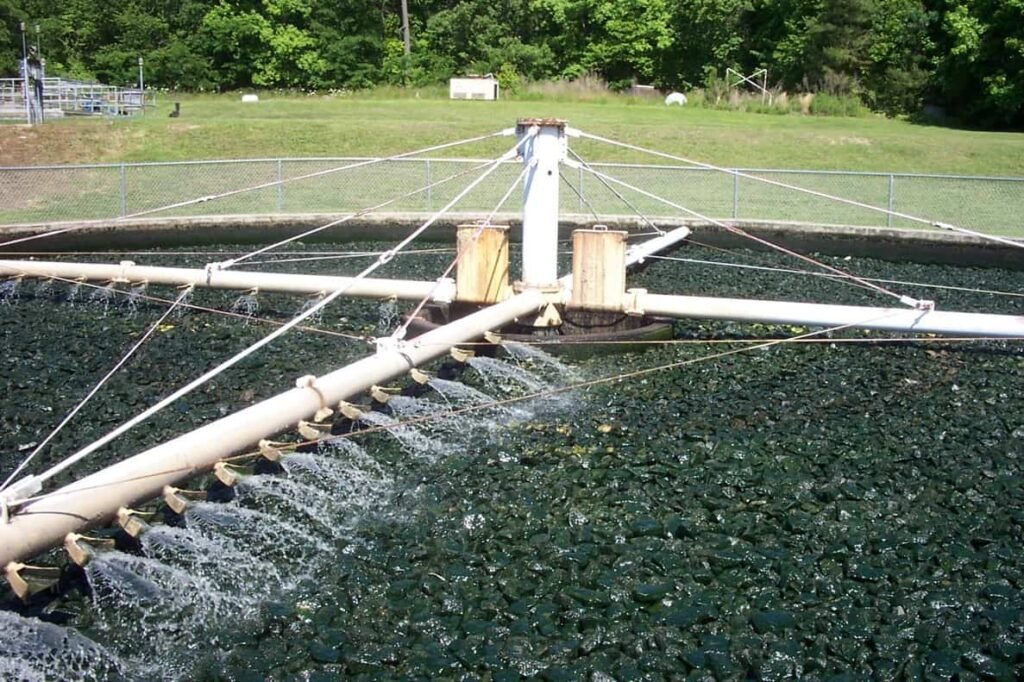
571 228 627 311
456 224 511 304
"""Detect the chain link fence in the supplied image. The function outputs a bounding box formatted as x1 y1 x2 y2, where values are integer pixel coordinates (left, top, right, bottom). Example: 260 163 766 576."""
0 158 1021 237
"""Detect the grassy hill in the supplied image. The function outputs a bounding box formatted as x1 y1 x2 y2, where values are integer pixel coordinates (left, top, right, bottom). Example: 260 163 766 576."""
2 92 1023 176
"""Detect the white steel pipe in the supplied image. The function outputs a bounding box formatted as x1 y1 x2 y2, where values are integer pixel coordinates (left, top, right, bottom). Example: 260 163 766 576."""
636 292 1024 338
519 119 565 286
625 226 692 267
0 259 454 302
0 289 545 568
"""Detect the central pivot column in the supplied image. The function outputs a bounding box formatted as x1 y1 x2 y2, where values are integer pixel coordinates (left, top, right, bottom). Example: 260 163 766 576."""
517 118 566 288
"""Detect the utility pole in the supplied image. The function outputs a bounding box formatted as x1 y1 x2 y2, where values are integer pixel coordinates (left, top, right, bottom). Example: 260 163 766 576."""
20 22 29 125
400 0 411 56
138 56 145 115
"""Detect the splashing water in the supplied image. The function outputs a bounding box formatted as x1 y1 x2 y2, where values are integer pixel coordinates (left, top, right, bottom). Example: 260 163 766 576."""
237 474 353 539
83 550 256 673
230 292 259 320
282 446 393 522
426 378 531 422
65 280 83 306
33 278 55 299
466 355 578 414
0 612 129 682
383 394 501 436
385 394 444 419
185 500 334 564
502 341 582 382
0 341 582 680
467 355 551 393
141 523 282 592
86 552 237 616
173 287 192 318
357 410 448 460
295 294 325 325
124 282 148 317
0 278 22 305
376 297 399 336
88 284 116 316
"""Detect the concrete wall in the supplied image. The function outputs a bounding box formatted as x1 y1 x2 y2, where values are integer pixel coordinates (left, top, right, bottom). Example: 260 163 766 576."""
1 212 1020 270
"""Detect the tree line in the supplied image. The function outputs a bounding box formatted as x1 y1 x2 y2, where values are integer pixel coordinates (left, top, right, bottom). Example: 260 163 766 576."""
1 0 1021 128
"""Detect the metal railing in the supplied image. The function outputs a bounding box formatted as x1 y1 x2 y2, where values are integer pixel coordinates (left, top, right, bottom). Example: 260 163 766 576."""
0 77 155 121
0 157 1021 237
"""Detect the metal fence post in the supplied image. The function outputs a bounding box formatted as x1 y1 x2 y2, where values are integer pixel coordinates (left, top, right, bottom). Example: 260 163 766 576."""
119 163 127 217
276 159 283 213
426 159 433 212
732 171 739 219
887 174 895 228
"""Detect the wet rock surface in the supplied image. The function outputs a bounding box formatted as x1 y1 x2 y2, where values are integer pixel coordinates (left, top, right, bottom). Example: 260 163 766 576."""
1 242 1022 679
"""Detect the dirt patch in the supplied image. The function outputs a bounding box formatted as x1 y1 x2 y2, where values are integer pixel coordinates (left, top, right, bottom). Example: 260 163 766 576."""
168 123 201 134
0 120 131 166
829 136 872 146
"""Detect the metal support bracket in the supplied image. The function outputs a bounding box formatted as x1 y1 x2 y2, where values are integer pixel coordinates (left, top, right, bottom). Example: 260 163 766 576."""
297 420 331 440
64 533 116 567
5 561 61 600
258 439 285 462
337 401 364 421
162 486 207 515
624 289 647 316
213 461 245 487
116 507 154 538
370 385 396 404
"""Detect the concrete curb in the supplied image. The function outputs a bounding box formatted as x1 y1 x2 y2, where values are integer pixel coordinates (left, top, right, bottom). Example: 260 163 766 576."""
1 212 1020 269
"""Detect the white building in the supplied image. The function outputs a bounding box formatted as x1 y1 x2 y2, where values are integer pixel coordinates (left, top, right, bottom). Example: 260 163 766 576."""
449 76 499 101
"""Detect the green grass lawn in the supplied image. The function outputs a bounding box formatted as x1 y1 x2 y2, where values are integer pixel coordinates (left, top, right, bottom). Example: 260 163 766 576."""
1 93 1022 235
7 92 1024 175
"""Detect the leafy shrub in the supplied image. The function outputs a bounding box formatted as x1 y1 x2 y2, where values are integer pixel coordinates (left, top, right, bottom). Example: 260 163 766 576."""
495 63 521 96
808 93 868 117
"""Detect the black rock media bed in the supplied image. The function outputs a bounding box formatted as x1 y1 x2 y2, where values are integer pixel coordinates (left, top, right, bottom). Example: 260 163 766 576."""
1 242 1022 680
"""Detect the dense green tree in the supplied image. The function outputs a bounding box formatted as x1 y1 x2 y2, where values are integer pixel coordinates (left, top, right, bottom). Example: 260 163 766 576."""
1 0 1020 127
419 0 555 82
803 0 876 93
0 0 23 77
930 0 1024 127
863 0 934 115
663 0 750 89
